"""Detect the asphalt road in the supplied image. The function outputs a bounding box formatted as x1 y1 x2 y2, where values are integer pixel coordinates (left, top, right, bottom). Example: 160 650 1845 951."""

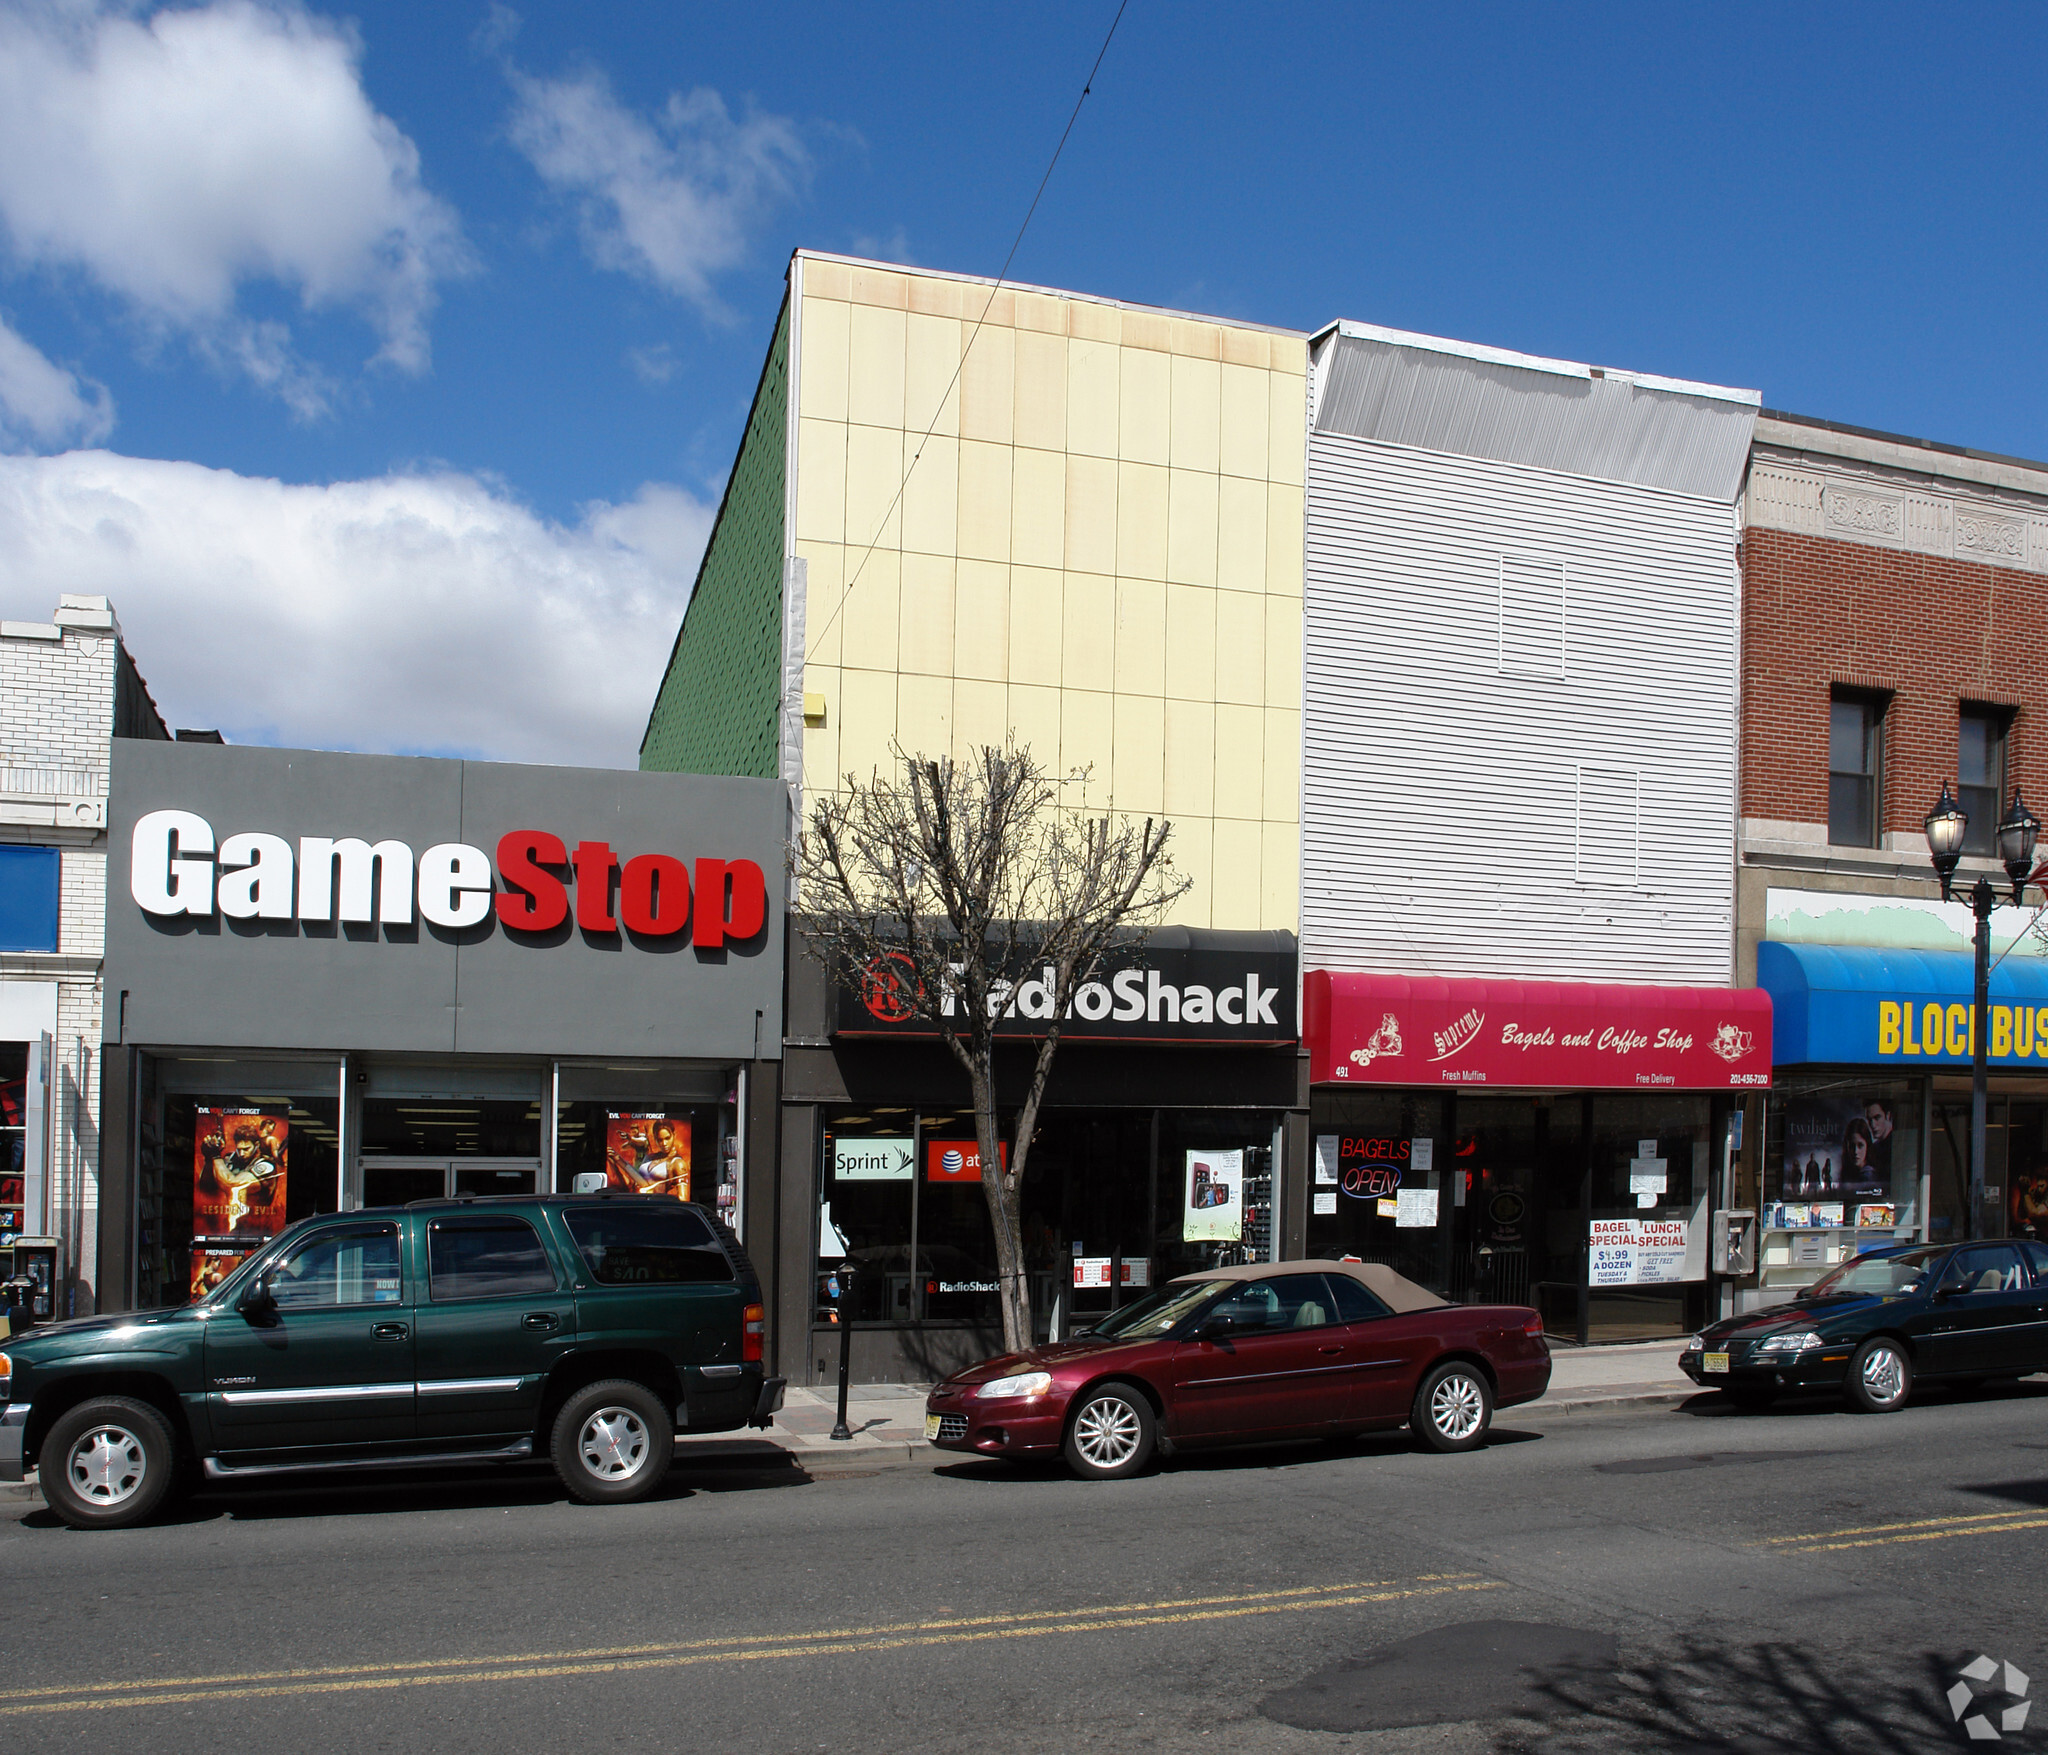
5 1381 2046 1755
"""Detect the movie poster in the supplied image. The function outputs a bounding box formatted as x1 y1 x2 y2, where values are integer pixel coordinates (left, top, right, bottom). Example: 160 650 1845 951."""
1183 1148 1244 1243
191 1106 288 1299
1780 1097 1896 1201
604 1112 691 1198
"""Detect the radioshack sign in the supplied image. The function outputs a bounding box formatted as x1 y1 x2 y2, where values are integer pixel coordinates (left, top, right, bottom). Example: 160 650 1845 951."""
105 741 786 1060
131 811 767 946
833 934 1298 1047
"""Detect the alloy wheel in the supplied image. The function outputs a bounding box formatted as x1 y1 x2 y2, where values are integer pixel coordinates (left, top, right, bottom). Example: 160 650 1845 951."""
1072 1396 1142 1470
578 1407 650 1480
68 1425 148 1507
1861 1345 1905 1406
1430 1373 1487 1442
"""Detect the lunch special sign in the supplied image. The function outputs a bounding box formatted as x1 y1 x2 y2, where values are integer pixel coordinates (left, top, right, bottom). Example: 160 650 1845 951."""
1304 971 1773 1090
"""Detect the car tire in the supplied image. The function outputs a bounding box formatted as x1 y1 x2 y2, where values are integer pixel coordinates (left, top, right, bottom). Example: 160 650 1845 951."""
1412 1362 1493 1453
550 1380 674 1505
1063 1383 1156 1480
40 1396 177 1531
1726 1383 1778 1410
1845 1338 1913 1414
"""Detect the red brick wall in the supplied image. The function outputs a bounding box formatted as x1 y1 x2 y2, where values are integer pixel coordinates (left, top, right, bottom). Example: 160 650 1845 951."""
1741 525 2048 835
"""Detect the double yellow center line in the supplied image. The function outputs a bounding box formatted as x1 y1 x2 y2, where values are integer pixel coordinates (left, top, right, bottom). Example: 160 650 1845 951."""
0 1573 1503 1719
1760 1506 2048 1554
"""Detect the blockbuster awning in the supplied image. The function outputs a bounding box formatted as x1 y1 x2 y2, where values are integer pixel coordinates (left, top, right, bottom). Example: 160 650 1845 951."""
1758 940 2048 1068
1304 970 1773 1090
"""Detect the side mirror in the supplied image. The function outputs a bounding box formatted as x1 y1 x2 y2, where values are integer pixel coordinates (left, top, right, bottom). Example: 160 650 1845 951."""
1933 1280 1960 1301
1200 1313 1239 1341
1793 1285 1811 1300
240 1274 277 1319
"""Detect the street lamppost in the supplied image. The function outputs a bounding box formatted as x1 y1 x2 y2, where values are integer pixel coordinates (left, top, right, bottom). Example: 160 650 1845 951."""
1924 782 2043 1239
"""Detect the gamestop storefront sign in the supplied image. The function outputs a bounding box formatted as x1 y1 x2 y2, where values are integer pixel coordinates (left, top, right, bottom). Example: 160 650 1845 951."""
106 741 785 1060
833 931 1298 1047
130 811 766 946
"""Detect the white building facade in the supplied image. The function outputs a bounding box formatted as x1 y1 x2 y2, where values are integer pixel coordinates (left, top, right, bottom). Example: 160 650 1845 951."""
1 595 168 1318
1294 324 1768 1342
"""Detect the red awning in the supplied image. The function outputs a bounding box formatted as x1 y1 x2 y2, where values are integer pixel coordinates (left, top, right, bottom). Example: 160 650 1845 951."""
1304 971 1773 1091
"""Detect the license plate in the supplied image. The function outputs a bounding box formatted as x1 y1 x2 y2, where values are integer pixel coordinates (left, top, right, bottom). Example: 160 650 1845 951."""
1703 1352 1730 1374
924 1412 942 1440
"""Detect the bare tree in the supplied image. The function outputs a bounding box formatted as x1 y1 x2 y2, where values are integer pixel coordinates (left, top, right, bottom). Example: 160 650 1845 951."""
799 741 1190 1353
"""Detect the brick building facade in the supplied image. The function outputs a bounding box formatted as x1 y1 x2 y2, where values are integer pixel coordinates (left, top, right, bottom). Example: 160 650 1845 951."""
1739 413 2048 1279
1737 413 2048 982
1 595 168 1315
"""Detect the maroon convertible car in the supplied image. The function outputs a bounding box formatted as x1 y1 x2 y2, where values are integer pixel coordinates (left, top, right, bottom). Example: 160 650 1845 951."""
924 1260 1550 1479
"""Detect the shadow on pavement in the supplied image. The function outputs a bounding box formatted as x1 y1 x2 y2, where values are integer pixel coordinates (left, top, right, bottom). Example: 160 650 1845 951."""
1679 1377 2048 1424
932 1425 1542 1485
1505 1638 1982 1755
14 1446 812 1530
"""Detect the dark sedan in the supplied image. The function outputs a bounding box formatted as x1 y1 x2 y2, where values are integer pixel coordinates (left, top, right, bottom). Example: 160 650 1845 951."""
923 1260 1551 1479
1681 1237 2048 1412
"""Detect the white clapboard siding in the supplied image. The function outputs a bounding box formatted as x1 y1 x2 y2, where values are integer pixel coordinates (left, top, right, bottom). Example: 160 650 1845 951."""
1304 430 1738 985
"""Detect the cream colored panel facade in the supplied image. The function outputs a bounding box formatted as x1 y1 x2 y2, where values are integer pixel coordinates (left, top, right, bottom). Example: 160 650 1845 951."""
790 254 1307 932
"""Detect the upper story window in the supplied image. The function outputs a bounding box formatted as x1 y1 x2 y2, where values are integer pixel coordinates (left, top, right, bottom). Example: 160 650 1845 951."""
1958 707 2011 856
1829 692 1885 848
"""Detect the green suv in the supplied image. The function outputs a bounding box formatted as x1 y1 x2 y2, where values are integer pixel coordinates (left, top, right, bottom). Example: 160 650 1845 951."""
0 1194 785 1530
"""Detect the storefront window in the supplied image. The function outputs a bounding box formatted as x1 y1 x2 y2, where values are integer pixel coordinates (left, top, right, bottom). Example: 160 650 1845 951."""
1583 1094 1710 1341
818 1113 916 1323
1 1044 24 1240
555 1102 719 1201
359 1098 543 1159
1766 1076 1923 1296
160 1090 339 1305
815 1105 1282 1340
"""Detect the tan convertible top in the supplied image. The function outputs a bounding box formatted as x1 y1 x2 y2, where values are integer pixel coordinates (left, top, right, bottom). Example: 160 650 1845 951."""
1171 1258 1449 1314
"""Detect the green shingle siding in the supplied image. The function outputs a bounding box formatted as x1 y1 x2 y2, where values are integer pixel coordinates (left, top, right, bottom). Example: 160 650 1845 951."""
640 300 789 778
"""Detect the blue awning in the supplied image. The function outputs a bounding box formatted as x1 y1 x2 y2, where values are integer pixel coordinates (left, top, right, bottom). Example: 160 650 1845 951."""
1758 940 2048 1067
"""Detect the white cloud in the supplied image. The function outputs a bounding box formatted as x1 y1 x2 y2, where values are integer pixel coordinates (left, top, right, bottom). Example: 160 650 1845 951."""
507 66 805 309
0 1 468 406
0 312 113 448
0 450 715 766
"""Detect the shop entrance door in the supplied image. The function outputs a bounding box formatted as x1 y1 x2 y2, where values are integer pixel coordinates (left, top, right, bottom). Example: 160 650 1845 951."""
362 1160 540 1207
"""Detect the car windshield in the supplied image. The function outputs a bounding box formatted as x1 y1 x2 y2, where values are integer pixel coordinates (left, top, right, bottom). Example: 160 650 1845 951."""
1805 1246 1943 1299
1088 1280 1221 1340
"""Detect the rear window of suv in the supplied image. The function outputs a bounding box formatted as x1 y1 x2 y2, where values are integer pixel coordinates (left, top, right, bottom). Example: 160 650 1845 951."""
428 1217 559 1300
563 1205 734 1285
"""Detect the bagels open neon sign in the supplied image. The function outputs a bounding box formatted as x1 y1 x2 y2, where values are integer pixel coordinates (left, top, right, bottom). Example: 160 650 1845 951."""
129 809 767 947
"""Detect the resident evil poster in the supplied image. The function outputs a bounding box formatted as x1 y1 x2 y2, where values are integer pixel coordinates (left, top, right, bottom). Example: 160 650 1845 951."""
604 1112 691 1198
190 1106 288 1299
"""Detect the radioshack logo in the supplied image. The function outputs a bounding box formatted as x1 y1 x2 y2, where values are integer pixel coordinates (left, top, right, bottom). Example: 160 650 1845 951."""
860 952 922 1023
129 810 768 946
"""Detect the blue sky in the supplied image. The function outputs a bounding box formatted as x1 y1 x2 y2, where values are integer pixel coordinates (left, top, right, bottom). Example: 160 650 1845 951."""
1 1 2043 761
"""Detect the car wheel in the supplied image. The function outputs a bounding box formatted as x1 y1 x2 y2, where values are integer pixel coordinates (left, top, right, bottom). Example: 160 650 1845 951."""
1063 1383 1156 1480
1845 1338 1913 1414
1726 1383 1778 1410
40 1397 177 1531
1412 1362 1493 1453
550 1380 674 1505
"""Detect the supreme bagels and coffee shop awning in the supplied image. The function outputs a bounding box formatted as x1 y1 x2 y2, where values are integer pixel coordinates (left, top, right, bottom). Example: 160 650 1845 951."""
1300 970 1774 1342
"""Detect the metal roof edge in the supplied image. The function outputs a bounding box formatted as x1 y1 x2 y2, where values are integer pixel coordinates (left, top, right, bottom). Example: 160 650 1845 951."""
1328 319 1760 407
789 248 1308 341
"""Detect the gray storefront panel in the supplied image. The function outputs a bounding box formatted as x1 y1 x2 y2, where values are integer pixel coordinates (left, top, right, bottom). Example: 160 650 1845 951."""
106 741 785 1060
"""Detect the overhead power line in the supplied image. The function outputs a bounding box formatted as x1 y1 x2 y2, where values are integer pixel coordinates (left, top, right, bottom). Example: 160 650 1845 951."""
803 0 1132 664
